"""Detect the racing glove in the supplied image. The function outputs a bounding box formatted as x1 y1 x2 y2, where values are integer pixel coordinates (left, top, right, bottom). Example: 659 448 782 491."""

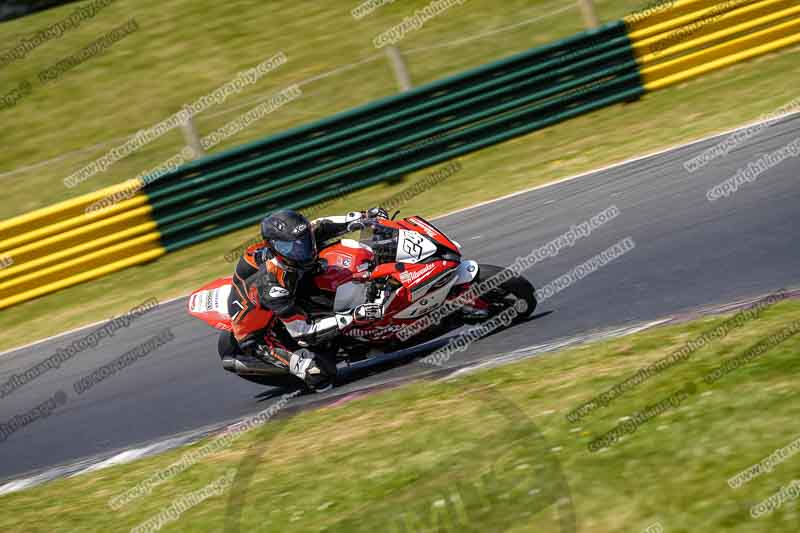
334 303 384 331
365 207 389 220
353 303 383 324
347 207 389 232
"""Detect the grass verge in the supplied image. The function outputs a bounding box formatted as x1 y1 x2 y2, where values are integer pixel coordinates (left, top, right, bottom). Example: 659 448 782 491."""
1 299 799 532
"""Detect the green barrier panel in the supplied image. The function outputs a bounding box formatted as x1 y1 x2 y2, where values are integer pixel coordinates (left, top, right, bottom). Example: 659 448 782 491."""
148 45 637 213
143 21 632 195
153 61 639 229
146 29 633 202
162 78 644 250
151 24 642 254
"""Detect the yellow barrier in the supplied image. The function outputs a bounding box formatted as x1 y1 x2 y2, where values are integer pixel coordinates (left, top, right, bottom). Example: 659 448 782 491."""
0 176 161 309
631 0 797 57
0 245 166 311
642 16 800 89
0 220 159 283
0 232 165 303
0 178 145 247
626 0 800 90
626 0 760 37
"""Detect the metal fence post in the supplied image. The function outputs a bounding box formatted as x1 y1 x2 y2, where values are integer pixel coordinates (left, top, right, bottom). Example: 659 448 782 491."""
578 0 599 29
180 115 205 159
385 45 413 92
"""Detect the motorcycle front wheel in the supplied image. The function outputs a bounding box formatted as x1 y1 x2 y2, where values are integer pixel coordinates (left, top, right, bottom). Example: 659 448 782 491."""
475 263 537 322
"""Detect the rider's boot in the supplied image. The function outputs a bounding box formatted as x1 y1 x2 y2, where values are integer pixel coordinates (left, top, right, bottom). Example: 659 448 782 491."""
287 348 337 393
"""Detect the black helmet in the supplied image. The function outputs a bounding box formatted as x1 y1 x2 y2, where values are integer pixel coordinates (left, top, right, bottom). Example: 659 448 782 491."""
260 210 317 270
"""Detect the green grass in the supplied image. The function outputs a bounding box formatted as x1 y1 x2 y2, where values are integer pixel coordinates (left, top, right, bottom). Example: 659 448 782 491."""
0 0 798 351
2 299 799 532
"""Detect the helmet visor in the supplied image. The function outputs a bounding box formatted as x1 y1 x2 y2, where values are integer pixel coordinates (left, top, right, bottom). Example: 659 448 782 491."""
272 234 316 266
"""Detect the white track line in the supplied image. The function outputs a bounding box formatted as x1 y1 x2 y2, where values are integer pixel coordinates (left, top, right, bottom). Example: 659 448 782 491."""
4 110 798 357
444 319 673 380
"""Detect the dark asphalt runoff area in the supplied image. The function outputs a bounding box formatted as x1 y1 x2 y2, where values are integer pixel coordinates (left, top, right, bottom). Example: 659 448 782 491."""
1 113 798 483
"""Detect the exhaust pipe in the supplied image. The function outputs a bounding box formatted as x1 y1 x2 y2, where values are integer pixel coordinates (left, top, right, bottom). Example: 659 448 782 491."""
221 355 284 376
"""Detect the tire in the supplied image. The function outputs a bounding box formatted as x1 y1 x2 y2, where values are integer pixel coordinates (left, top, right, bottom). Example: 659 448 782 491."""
476 264 537 322
217 331 242 359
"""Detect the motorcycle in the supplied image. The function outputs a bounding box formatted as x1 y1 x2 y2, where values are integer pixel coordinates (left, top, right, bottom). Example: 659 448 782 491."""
187 213 537 390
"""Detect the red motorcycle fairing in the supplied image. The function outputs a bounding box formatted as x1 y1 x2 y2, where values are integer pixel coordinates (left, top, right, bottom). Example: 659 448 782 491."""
339 261 466 342
188 276 278 337
314 239 375 293
188 277 279 335
369 259 462 322
399 216 461 256
187 276 236 332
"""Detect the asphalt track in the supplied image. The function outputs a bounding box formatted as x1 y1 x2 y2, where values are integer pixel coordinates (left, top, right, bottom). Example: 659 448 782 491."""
1 113 798 484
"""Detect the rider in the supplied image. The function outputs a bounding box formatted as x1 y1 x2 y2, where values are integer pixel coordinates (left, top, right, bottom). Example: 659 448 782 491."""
224 207 388 392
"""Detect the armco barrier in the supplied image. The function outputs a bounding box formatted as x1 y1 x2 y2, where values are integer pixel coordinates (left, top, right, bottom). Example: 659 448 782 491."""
625 0 800 90
0 179 165 309
1 0 798 310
